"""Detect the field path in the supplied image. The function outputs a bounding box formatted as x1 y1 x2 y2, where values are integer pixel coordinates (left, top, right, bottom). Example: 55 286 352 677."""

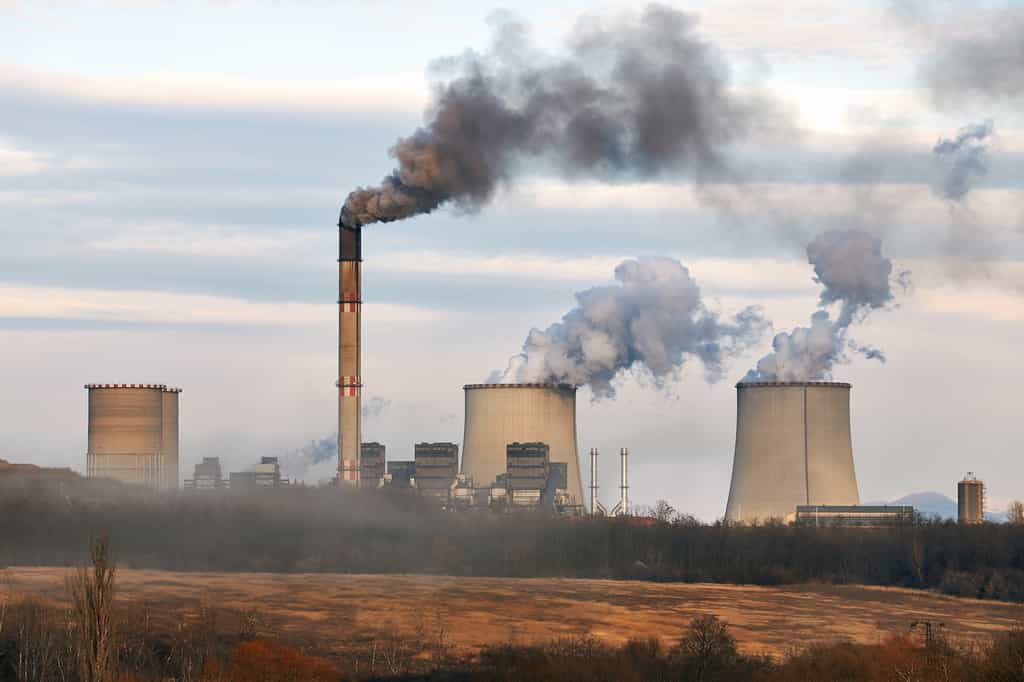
5 569 1021 657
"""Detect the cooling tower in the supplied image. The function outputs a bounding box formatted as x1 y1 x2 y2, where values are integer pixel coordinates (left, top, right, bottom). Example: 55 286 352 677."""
161 387 181 489
461 383 584 504
725 381 859 523
85 383 180 490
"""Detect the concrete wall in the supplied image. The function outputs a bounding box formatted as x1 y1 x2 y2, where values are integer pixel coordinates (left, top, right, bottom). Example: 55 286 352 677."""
725 382 859 523
461 384 584 504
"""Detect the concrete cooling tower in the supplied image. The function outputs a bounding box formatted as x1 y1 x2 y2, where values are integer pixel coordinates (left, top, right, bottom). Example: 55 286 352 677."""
725 382 859 523
461 383 584 504
85 384 181 490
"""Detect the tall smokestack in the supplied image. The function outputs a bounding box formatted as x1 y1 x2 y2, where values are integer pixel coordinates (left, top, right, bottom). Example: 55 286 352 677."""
338 222 362 486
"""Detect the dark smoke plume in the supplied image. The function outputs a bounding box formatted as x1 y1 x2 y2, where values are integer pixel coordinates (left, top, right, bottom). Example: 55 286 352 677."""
494 257 768 397
340 5 774 227
932 120 994 202
745 229 904 382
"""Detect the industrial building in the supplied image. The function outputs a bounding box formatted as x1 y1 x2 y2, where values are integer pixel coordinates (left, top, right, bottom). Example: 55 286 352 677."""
461 383 584 505
725 382 860 523
184 457 225 489
229 457 288 489
958 473 985 524
387 460 415 488
506 442 549 507
414 443 459 500
360 442 386 487
795 505 915 527
84 383 181 490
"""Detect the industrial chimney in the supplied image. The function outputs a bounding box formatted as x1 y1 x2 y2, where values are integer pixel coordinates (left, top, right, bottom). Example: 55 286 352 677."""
725 382 860 523
461 383 584 504
337 223 362 485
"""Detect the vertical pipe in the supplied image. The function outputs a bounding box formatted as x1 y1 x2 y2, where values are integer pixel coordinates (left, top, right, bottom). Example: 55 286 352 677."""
620 447 629 516
338 222 362 486
589 448 598 515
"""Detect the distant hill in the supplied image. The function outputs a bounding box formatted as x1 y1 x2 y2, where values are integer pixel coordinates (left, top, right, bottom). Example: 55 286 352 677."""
0 458 79 480
868 491 1007 523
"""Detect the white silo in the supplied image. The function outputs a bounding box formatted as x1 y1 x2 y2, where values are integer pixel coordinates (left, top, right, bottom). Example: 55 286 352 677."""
461 383 584 505
725 381 860 523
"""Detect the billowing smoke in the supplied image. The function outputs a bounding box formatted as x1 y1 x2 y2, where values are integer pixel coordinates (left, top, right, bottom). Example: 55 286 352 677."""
340 5 775 227
932 121 994 201
744 229 904 382
362 396 392 419
494 257 768 397
280 435 336 481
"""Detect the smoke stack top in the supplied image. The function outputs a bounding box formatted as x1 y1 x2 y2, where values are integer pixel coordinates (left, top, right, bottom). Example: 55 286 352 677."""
340 5 776 228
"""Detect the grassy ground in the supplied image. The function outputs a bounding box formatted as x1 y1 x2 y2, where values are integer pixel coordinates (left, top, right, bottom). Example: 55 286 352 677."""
4 568 1020 658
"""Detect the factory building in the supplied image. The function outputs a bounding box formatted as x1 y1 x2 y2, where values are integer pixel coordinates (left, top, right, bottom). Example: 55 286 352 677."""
958 473 985 524
461 383 584 505
725 382 860 523
414 443 459 500
795 505 915 527
84 384 181 490
360 442 386 487
387 460 415 488
229 457 288 489
506 442 549 508
184 457 225 490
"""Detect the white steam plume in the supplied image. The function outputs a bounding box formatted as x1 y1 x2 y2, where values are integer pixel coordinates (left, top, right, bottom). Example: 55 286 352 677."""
494 256 768 397
744 229 906 382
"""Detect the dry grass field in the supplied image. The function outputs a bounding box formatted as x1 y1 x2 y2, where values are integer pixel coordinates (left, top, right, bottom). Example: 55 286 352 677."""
4 568 1021 658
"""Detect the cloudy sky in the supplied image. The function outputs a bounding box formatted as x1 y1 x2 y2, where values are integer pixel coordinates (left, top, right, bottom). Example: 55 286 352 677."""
2 0 1022 520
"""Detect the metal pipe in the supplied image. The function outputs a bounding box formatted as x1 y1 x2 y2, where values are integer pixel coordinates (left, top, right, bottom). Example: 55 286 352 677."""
589 448 599 515
620 447 629 516
337 222 362 486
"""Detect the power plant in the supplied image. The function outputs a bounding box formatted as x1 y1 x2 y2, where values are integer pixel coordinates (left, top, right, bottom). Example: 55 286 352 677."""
461 383 585 505
725 381 860 523
85 383 181 490
337 221 362 486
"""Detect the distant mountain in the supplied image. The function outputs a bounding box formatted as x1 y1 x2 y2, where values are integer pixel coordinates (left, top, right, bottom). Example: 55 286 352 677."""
864 492 956 519
867 491 1008 523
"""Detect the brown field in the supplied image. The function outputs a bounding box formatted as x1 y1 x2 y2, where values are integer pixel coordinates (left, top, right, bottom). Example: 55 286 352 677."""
4 568 1021 657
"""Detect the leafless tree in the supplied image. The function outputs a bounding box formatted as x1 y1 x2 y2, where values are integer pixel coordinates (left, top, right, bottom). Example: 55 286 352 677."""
67 534 117 682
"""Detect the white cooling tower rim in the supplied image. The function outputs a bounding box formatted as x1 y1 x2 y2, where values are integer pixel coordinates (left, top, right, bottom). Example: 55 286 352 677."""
85 383 182 392
463 383 576 390
735 381 851 389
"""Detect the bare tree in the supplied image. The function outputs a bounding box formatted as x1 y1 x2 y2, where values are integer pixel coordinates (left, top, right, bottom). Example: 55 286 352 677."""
1007 501 1024 525
67 534 117 682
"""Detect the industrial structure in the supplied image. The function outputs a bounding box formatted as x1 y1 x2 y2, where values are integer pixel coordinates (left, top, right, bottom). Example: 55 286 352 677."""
795 505 915 527
387 460 415 488
461 383 584 505
229 456 288 489
958 473 985 524
360 442 386 487
506 442 549 508
184 457 225 489
337 221 362 486
85 383 181 490
414 443 459 501
725 382 860 523
608 447 630 516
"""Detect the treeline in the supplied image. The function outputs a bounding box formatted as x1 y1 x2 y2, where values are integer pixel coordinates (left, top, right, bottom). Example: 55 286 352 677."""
2 474 1024 602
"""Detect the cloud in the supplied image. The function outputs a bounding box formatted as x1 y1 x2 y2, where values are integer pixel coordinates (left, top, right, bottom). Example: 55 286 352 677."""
0 65 428 116
0 284 452 327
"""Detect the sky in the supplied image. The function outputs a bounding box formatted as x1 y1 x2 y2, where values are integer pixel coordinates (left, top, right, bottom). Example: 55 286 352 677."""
1 0 1023 520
